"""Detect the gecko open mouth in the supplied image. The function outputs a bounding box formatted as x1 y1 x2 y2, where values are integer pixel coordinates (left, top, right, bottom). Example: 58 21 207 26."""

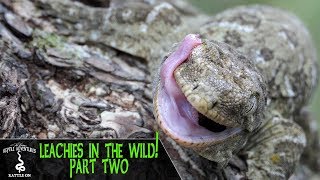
198 113 227 132
154 34 242 146
154 82 242 146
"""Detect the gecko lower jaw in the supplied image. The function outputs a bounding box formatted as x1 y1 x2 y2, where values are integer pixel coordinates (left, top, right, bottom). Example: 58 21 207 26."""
154 84 243 147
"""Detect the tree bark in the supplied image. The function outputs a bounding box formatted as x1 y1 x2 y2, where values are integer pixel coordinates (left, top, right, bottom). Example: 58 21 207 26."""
0 1 316 179
0 0 157 139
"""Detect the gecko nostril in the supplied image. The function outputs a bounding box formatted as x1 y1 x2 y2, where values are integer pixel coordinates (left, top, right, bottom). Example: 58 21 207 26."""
212 101 218 108
208 101 218 110
192 84 199 90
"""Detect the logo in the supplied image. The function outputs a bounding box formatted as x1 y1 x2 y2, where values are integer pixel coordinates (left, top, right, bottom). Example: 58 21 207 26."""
2 142 36 178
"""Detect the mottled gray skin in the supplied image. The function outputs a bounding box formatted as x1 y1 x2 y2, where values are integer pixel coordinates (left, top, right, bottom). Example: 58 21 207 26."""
200 6 317 116
36 1 318 179
91 3 317 179
153 5 318 179
170 5 318 179
199 6 318 178
1 0 318 179
175 40 267 132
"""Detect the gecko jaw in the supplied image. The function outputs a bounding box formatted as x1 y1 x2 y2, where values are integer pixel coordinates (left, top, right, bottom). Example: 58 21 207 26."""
154 82 243 147
154 34 242 147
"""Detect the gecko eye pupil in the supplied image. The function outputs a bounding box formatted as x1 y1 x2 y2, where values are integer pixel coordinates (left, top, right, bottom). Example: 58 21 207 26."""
198 113 226 132
244 94 258 115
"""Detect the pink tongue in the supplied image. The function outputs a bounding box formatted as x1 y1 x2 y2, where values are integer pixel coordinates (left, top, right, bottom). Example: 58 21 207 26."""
160 34 202 127
160 34 202 87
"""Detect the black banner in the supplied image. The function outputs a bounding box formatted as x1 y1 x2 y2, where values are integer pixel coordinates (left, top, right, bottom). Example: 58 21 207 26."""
0 133 180 179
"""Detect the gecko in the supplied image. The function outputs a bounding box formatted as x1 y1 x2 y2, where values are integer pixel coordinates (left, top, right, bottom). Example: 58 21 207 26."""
152 5 318 180
0 1 318 179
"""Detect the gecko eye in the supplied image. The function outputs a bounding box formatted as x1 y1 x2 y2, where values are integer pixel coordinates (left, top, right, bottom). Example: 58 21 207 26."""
243 94 258 115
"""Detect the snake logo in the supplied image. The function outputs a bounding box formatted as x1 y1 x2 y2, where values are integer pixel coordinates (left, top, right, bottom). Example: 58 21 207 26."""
15 150 26 173
2 142 36 177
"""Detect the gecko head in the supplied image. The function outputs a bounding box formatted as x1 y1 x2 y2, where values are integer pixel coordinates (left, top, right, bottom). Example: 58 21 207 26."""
153 35 267 163
175 39 267 132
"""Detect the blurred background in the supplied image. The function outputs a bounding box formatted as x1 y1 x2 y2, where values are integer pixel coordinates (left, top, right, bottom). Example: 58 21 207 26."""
189 0 320 129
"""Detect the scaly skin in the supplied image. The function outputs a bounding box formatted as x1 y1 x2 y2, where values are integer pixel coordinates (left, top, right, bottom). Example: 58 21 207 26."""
36 1 319 179
153 5 318 179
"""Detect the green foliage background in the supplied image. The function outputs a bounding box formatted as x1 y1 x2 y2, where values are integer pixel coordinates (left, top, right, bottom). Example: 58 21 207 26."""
189 0 320 129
